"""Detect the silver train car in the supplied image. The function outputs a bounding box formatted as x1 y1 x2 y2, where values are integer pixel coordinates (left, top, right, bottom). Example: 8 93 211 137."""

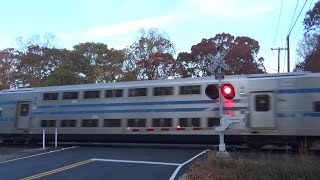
0 72 319 148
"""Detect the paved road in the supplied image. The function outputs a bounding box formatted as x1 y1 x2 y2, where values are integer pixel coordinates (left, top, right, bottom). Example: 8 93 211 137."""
0 146 208 180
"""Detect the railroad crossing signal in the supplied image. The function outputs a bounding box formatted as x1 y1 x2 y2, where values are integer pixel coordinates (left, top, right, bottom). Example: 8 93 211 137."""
205 47 235 156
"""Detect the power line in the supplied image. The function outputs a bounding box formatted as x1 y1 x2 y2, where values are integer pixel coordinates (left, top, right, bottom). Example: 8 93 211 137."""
288 0 300 35
288 0 308 36
286 0 308 72
266 66 278 73
293 0 315 41
272 0 284 46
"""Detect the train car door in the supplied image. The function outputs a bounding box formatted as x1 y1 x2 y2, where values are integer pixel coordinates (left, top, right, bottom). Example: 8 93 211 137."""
249 92 276 129
16 101 31 129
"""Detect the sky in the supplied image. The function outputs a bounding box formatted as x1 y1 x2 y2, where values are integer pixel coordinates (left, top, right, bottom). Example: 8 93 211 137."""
0 0 317 73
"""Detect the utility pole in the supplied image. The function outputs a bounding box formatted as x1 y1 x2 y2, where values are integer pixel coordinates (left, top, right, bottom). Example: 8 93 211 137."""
287 35 290 72
271 47 287 73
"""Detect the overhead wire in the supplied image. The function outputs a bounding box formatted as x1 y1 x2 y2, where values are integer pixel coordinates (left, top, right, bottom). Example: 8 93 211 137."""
272 0 284 47
288 0 300 35
288 0 308 36
293 0 315 41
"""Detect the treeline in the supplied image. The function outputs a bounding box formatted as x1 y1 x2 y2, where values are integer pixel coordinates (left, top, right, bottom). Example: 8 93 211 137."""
0 29 266 89
294 1 320 72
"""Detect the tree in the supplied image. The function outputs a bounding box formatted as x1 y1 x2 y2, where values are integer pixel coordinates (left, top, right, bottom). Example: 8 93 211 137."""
294 1 320 72
123 28 177 80
304 1 320 32
0 48 16 89
67 42 125 84
8 34 68 88
15 33 57 52
176 33 265 78
44 61 82 86
13 45 68 87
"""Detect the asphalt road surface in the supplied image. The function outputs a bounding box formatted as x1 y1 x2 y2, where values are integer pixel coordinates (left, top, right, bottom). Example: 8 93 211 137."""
0 146 208 180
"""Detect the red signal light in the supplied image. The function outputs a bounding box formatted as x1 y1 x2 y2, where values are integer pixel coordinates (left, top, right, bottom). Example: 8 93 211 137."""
205 84 219 100
221 84 235 100
223 86 232 94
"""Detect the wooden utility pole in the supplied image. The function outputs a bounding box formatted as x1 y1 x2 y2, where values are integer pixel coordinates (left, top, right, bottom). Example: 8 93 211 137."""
271 47 287 73
287 35 290 72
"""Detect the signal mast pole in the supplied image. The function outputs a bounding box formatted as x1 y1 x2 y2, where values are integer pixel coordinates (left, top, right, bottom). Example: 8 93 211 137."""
218 67 223 117
217 66 225 152
207 47 229 154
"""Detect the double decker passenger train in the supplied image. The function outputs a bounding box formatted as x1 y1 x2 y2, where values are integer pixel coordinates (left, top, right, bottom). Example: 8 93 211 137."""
0 72 319 148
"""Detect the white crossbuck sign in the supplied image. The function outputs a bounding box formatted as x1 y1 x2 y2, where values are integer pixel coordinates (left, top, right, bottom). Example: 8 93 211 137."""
207 49 230 73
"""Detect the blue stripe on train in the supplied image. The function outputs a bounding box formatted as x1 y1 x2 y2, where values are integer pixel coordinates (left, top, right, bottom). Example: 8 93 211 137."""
277 112 320 118
37 99 244 109
278 88 320 94
32 110 320 117
32 106 250 116
32 107 208 115
0 118 14 122
0 101 16 105
37 100 212 109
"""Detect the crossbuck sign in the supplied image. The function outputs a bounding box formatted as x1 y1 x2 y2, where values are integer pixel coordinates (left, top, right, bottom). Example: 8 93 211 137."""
206 49 230 74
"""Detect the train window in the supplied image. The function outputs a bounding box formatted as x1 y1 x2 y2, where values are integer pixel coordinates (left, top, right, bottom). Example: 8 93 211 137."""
20 104 29 116
63 92 79 100
191 118 200 127
152 118 172 127
41 120 56 127
255 95 270 111
81 119 98 127
84 91 100 99
104 119 121 127
179 118 200 127
314 102 320 112
179 118 188 127
106 89 123 98
179 85 200 95
153 87 173 96
43 93 58 100
127 119 146 127
60 120 77 127
208 118 220 127
128 88 147 97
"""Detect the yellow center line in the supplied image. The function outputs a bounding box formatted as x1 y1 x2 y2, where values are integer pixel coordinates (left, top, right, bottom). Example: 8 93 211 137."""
20 159 94 180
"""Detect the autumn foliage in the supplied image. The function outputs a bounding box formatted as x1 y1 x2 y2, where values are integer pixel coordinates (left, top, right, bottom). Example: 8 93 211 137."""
124 29 176 80
0 30 267 89
295 0 320 72
177 33 265 78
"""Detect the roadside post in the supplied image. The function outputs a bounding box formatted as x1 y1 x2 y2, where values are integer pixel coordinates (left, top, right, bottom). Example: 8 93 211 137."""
55 128 58 148
42 129 45 149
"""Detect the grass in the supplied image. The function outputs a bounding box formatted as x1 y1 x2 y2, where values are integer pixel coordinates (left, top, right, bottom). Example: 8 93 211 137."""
186 150 320 180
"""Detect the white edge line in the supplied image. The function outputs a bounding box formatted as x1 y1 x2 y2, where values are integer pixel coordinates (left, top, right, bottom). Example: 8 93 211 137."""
92 158 180 166
169 149 209 180
0 146 78 164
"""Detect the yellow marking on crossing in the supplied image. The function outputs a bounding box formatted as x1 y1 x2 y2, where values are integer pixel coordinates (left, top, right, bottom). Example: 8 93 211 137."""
20 159 94 180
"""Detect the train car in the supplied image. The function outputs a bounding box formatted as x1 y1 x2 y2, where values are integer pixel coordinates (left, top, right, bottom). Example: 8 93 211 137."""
0 72 319 148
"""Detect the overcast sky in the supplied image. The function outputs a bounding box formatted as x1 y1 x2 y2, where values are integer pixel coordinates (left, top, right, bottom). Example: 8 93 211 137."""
0 0 316 73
